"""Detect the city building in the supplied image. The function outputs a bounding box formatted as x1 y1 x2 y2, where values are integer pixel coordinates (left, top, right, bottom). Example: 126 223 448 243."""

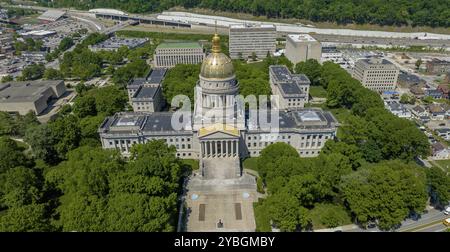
437 84 449 99
436 128 450 141
444 72 450 84
228 24 276 60
384 100 411 119
269 65 310 109
88 37 149 52
0 33 14 54
425 89 443 99
38 10 66 22
285 34 321 64
153 42 204 68
410 84 426 98
411 105 429 119
426 58 450 74
321 46 343 64
352 58 399 92
127 68 167 112
100 34 337 159
19 30 57 39
428 104 446 120
0 80 66 115
397 71 425 87
98 34 338 231
431 142 450 160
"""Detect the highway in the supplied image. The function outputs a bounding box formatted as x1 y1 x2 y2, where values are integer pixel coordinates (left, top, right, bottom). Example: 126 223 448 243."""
343 207 449 232
157 11 450 40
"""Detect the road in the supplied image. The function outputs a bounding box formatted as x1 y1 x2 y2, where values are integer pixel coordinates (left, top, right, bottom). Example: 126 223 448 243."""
343 207 449 232
158 11 450 40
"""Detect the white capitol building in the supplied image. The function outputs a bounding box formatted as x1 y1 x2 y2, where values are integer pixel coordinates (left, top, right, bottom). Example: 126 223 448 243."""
98 33 338 231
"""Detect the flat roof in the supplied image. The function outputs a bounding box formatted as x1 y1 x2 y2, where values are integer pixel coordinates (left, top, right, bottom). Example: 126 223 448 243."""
280 83 301 95
90 37 148 50
133 86 159 99
156 42 202 49
248 108 337 130
270 65 310 83
101 112 191 133
0 80 63 103
288 34 317 42
38 10 66 21
359 58 395 66
147 68 167 84
230 24 275 29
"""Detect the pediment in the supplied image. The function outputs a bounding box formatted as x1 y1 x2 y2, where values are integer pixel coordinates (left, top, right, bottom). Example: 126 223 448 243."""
198 123 240 139
199 131 240 139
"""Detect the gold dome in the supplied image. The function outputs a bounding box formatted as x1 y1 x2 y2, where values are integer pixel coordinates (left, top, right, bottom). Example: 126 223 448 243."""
200 34 235 79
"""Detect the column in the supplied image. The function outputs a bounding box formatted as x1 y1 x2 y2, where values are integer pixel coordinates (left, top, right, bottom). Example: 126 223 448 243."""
214 141 217 157
225 141 229 157
231 140 235 157
208 141 211 157
201 142 205 158
235 140 238 157
221 141 224 157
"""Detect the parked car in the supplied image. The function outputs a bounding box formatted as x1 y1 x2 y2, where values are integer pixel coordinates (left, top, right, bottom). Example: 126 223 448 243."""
444 206 450 215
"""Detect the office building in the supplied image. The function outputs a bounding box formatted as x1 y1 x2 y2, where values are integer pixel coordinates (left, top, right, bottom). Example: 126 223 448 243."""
285 34 321 64
352 58 399 92
127 68 167 112
426 58 450 74
228 24 276 59
153 42 204 68
269 65 310 109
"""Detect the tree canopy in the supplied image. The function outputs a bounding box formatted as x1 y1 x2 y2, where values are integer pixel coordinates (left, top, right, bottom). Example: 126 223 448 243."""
38 0 450 27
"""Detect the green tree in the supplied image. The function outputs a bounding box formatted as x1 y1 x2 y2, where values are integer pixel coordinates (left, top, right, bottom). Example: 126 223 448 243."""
309 203 351 228
257 142 299 180
43 68 63 80
426 167 450 207
340 161 427 230
295 59 322 85
262 192 311 231
48 114 82 159
415 58 422 69
79 115 106 143
73 96 97 118
83 86 127 115
0 204 52 232
24 124 58 164
58 37 74 52
1 75 13 83
0 137 28 174
19 63 46 81
1 167 41 208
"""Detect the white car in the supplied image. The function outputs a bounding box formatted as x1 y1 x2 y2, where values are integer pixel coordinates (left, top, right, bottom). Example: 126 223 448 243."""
444 206 450 215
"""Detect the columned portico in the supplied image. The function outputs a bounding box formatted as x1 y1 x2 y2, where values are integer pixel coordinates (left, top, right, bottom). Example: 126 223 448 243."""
201 139 239 158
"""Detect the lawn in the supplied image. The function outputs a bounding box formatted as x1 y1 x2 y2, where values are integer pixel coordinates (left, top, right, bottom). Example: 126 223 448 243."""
434 160 450 172
309 86 328 98
253 201 271 232
329 107 352 124
243 157 259 172
181 159 199 174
